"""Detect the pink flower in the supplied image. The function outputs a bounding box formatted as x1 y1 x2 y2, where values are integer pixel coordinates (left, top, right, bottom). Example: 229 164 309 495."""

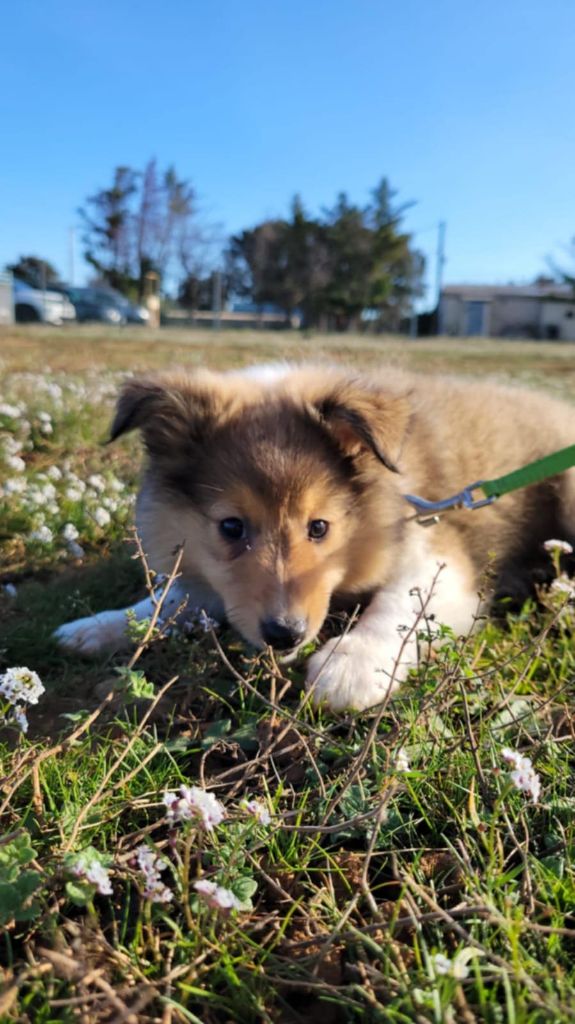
194 878 241 911
501 747 541 804
163 785 225 830
241 798 272 826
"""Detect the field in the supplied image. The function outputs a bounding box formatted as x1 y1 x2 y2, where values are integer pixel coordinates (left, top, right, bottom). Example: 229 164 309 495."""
1 324 575 1024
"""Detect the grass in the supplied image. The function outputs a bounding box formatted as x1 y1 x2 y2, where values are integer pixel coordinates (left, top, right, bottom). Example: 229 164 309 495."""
1 325 575 1023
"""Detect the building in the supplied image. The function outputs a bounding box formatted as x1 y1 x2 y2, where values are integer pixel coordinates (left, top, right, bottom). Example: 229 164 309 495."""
0 271 14 325
440 282 575 340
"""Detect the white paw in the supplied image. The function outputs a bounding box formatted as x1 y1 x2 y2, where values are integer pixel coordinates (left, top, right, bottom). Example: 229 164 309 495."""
305 633 408 712
53 611 129 655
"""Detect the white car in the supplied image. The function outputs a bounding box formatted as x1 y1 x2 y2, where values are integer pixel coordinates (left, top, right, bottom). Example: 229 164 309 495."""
13 279 76 325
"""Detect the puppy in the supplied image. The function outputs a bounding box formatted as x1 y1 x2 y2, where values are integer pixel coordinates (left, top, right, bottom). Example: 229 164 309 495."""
55 363 575 711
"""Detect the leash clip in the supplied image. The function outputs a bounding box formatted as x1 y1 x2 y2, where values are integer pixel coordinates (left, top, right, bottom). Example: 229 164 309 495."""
404 481 497 527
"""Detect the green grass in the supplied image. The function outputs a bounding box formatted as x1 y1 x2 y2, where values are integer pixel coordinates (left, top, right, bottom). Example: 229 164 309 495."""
1 326 575 1023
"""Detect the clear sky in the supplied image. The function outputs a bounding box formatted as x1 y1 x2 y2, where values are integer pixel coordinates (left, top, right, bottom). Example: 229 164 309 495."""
1 0 574 307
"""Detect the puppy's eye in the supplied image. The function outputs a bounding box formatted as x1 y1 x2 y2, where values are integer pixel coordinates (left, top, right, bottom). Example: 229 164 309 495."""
308 519 329 540
219 517 246 541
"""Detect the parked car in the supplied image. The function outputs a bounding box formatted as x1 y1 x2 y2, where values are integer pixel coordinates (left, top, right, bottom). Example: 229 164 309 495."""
13 279 76 325
55 285 150 326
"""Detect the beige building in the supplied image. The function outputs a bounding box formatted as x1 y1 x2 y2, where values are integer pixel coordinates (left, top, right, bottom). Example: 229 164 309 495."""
440 283 575 340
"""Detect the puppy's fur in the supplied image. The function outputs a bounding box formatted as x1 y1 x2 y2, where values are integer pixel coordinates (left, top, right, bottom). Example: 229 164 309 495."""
55 363 575 711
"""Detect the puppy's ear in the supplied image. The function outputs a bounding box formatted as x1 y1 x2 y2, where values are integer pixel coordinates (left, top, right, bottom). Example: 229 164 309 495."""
109 374 222 455
314 381 411 472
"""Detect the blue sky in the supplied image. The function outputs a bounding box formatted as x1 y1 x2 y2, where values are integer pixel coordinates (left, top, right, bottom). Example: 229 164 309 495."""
1 0 573 307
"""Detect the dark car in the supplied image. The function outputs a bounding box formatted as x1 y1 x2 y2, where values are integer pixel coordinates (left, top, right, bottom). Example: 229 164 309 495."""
53 286 150 326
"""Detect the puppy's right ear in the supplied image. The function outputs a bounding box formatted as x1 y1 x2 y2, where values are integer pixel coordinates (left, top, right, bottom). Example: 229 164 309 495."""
109 378 166 442
108 373 223 456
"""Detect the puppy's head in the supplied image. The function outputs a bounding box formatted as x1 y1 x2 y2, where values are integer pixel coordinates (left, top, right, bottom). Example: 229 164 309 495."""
111 367 410 651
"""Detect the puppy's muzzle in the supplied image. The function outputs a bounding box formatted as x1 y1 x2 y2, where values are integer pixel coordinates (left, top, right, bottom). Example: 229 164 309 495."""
260 616 307 651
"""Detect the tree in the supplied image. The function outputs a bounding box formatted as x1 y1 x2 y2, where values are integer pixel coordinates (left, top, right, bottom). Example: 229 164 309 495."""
226 178 424 331
6 256 61 289
79 161 199 298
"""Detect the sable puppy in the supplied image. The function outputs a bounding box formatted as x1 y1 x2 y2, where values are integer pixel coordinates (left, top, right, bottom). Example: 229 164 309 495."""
54 363 575 711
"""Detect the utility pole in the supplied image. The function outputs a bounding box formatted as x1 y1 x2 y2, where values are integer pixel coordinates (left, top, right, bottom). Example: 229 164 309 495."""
435 220 446 334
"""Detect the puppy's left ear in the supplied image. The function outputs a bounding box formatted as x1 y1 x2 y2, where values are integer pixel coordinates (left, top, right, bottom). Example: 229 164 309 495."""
315 381 412 472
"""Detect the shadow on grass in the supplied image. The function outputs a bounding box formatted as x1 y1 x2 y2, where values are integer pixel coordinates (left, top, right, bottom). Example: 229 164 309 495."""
0 543 143 696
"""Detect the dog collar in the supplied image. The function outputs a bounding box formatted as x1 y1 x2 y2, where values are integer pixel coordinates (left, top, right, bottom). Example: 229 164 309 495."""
404 442 575 526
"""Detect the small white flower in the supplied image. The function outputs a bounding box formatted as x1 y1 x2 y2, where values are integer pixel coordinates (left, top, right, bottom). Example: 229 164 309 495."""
0 402 21 418
550 578 575 598
2 583 17 598
163 785 226 830
91 507 111 528
194 878 241 911
67 541 85 559
0 666 45 706
38 411 52 423
395 747 410 772
3 477 27 495
431 953 453 977
544 539 574 555
29 525 54 544
39 421 53 435
87 474 106 492
5 455 25 473
65 486 84 502
72 854 112 896
62 522 80 542
501 747 541 803
135 844 173 904
46 465 62 480
242 798 272 825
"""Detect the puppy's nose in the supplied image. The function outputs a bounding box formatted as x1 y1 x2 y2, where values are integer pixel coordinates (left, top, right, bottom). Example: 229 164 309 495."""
260 616 307 651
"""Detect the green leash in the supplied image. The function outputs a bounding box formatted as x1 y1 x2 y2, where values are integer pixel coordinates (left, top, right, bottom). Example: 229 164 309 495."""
404 443 575 526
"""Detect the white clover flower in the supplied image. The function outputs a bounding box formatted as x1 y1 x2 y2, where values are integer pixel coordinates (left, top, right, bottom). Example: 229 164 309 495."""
544 539 574 555
3 477 27 495
87 474 106 492
3 435 23 455
163 785 226 830
65 486 84 502
39 421 53 435
5 455 25 473
29 525 54 544
194 879 241 911
0 666 45 706
91 507 111 528
241 798 272 826
38 411 52 423
0 402 22 418
46 465 62 481
501 747 541 803
72 853 112 896
62 522 80 542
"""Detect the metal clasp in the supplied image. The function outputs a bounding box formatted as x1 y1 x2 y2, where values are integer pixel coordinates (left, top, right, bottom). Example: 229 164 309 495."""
403 481 497 527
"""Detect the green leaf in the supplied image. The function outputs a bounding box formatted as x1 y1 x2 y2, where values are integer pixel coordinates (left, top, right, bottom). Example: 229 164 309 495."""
231 875 258 910
201 718 232 748
65 879 95 906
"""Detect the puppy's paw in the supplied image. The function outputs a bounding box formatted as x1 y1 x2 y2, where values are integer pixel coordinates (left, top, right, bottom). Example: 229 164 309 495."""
305 633 405 712
54 611 129 656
